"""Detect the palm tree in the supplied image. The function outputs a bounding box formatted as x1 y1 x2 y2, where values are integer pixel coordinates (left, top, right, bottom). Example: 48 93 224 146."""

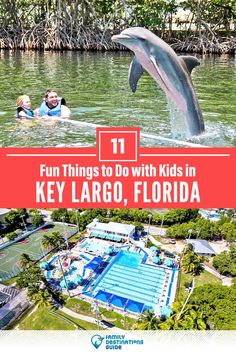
135 310 161 330
27 287 53 308
166 301 207 330
42 234 54 250
16 265 44 289
19 253 34 269
42 231 65 251
175 306 206 330
51 231 65 251
183 243 194 254
181 251 203 275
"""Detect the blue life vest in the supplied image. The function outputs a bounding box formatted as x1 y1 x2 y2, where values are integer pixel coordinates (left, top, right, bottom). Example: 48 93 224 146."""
16 107 34 119
38 98 62 117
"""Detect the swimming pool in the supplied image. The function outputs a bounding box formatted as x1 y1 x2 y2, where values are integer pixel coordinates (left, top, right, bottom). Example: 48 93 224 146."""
90 250 171 313
80 239 116 255
45 255 89 287
199 209 221 221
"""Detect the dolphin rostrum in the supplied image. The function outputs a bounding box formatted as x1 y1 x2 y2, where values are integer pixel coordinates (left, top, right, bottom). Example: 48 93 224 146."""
112 27 205 136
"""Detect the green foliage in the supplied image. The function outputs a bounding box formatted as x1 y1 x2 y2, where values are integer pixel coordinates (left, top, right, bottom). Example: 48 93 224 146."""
127 0 179 31
181 252 203 275
51 208 71 223
135 310 161 329
4 209 27 231
226 209 236 218
5 231 18 241
181 0 236 34
19 253 35 269
213 245 236 276
16 265 44 289
0 0 235 51
221 223 236 242
133 221 144 233
189 284 236 329
42 231 65 251
166 215 236 241
27 285 53 308
163 209 199 225
138 283 236 330
31 212 44 227
181 247 203 275
136 302 207 330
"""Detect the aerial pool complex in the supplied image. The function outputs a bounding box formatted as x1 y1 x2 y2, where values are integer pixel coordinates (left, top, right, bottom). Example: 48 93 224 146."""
86 250 178 315
46 238 178 316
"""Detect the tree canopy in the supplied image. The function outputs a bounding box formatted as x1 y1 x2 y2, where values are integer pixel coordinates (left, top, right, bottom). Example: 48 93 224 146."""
189 284 236 329
213 245 236 276
0 0 235 52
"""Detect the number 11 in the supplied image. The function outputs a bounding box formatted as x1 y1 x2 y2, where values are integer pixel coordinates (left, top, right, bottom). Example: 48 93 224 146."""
111 138 125 154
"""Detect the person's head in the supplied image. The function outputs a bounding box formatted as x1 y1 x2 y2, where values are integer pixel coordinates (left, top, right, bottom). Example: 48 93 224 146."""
45 89 59 108
16 95 31 109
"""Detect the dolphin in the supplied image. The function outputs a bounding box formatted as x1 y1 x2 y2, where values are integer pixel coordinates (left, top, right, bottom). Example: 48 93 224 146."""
111 27 205 136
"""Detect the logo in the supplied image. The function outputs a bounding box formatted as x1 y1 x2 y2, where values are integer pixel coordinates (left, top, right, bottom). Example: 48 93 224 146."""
91 334 105 349
90 334 144 350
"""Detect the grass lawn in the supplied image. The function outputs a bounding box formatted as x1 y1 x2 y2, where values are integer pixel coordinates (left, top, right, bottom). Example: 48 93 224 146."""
56 310 103 330
98 307 137 330
66 298 94 316
1 277 18 285
68 233 81 243
17 307 75 330
65 298 137 330
15 306 103 330
177 270 221 301
152 235 169 244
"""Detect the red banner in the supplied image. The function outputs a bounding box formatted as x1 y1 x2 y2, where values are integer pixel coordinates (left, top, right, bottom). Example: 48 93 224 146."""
0 127 235 208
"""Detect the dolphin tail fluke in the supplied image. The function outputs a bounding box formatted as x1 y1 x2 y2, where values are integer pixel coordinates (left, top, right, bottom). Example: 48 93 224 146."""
128 56 144 92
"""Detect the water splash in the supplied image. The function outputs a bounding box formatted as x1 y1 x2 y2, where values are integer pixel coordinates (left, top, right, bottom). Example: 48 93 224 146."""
167 97 190 139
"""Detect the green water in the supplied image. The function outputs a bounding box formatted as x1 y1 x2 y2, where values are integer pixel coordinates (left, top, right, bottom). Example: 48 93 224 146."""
0 50 235 147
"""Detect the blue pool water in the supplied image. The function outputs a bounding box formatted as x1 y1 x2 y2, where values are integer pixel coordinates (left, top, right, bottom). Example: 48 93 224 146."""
80 240 109 254
46 257 85 286
199 209 221 221
91 250 169 312
79 253 91 262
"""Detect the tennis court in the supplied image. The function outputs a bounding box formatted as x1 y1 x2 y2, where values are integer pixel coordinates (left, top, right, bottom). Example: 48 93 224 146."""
0 223 78 280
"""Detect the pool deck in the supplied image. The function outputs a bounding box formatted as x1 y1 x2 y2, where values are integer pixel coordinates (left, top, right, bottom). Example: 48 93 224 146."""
47 237 179 318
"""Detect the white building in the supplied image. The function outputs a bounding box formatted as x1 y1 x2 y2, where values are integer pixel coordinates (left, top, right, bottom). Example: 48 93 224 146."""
186 239 216 256
86 219 135 241
0 209 10 223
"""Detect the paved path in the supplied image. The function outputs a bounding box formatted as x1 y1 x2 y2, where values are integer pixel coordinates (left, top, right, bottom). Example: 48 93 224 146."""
60 306 123 330
39 209 52 221
148 235 163 247
144 225 166 236
149 235 232 286
203 264 232 286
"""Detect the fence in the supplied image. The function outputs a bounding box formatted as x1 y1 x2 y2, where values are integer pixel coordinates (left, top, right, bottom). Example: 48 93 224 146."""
0 289 30 329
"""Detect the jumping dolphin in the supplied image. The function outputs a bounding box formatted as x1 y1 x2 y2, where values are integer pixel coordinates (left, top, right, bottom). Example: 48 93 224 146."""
111 27 205 136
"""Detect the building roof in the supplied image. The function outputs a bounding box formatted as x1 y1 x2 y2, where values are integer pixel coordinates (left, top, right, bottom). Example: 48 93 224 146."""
0 291 9 305
186 239 215 255
87 219 135 235
0 209 10 217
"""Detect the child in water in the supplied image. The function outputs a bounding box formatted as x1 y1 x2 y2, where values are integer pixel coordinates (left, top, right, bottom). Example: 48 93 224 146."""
16 95 34 119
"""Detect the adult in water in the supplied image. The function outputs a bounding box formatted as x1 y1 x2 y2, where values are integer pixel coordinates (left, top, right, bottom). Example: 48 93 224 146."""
36 89 71 118
112 27 205 137
16 95 34 119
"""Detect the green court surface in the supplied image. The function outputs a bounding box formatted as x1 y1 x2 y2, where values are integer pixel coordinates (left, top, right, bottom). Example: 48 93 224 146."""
0 223 77 280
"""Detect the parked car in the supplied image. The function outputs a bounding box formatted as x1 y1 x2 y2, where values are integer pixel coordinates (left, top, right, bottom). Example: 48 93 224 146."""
169 239 176 244
164 251 176 258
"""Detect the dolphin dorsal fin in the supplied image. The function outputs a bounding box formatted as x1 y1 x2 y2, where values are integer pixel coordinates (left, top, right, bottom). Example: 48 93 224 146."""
128 56 144 92
179 56 200 74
